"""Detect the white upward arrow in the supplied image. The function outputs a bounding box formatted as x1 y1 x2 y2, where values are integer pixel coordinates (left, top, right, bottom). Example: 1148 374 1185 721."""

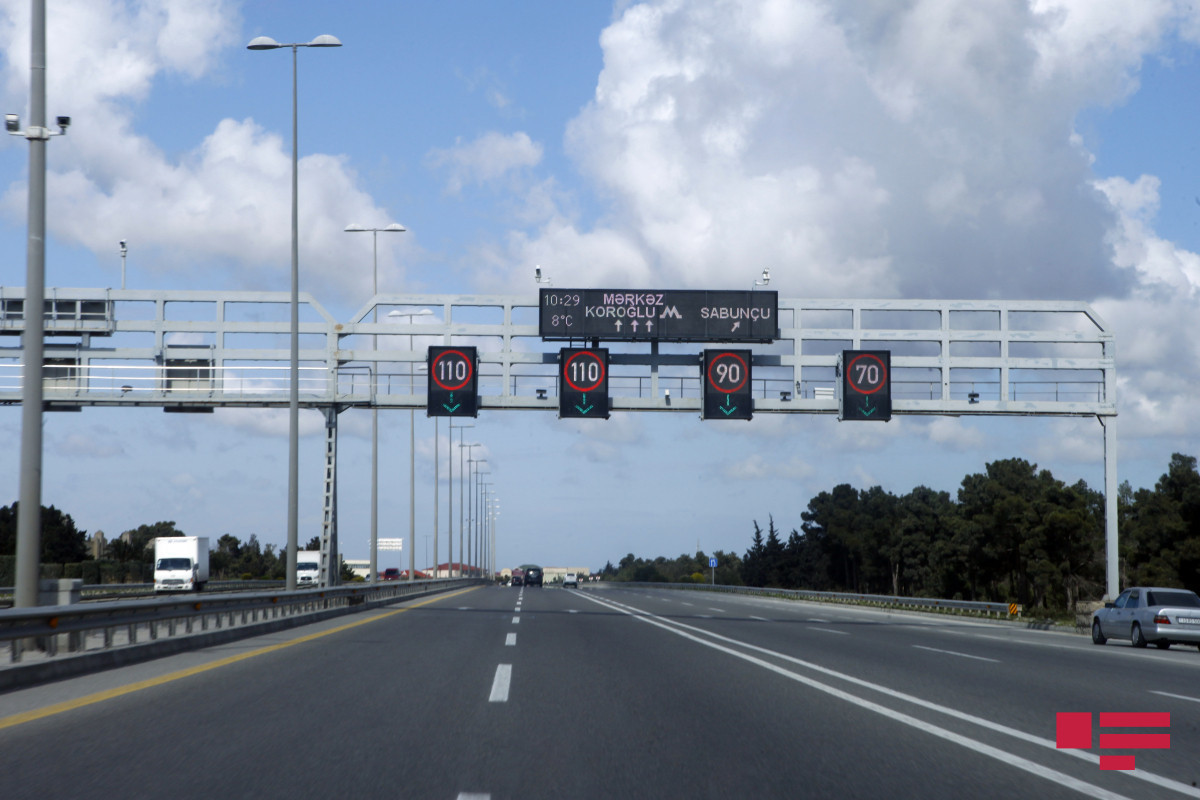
631 320 639 332
615 320 622 331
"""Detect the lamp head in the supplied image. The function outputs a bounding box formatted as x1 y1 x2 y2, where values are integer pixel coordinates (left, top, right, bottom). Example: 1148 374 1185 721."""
5 114 18 132
56 116 70 132
247 36 281 50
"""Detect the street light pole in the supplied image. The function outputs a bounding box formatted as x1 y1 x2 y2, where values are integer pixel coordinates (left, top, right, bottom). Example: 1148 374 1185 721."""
248 33 342 592
344 223 405 585
461 442 481 576
451 424 472 575
387 309 431 581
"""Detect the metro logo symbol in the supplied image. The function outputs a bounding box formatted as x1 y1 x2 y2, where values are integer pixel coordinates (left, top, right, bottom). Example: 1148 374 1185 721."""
1055 712 1171 771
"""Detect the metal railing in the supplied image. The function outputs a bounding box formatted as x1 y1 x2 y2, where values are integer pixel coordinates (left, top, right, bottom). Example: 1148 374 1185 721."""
0 578 475 670
618 582 1022 617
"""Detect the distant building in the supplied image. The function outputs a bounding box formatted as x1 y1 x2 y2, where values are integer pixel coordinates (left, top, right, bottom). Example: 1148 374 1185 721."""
89 530 107 559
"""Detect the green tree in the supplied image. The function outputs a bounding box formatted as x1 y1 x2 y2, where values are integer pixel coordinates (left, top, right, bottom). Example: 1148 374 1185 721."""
0 502 88 563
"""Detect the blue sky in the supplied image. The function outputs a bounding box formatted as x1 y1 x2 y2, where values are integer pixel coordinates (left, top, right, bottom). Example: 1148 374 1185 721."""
2 0 1199 574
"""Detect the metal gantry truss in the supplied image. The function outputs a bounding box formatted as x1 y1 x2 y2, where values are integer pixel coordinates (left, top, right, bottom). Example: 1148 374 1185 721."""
0 287 1119 595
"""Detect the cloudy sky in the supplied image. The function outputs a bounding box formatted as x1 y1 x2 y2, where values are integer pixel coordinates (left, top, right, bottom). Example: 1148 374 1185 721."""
1 0 1199 573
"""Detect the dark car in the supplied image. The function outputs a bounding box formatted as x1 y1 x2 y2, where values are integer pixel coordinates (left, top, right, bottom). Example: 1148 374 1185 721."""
511 573 524 587
524 567 544 587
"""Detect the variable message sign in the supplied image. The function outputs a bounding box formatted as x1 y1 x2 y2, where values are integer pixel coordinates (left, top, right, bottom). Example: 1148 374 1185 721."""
558 348 610 419
540 289 778 343
427 346 479 417
702 349 753 420
839 350 891 421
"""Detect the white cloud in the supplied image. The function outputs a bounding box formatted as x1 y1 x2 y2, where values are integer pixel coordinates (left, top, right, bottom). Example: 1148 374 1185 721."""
426 131 543 195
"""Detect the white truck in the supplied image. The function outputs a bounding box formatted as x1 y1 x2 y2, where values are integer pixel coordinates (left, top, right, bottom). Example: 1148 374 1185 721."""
297 551 320 585
153 536 210 593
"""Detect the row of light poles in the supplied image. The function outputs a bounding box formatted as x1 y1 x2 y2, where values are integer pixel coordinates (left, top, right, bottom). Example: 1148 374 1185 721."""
251 33 501 587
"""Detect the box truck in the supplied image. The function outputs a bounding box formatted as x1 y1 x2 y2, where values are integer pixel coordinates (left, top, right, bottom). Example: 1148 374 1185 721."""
153 536 210 593
297 551 320 585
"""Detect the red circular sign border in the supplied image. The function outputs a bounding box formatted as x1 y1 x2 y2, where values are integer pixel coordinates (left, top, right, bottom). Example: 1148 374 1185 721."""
563 350 606 393
846 353 888 395
430 349 474 391
706 351 749 394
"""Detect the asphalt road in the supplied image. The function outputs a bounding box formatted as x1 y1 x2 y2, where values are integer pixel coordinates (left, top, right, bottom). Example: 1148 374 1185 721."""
1 583 1198 800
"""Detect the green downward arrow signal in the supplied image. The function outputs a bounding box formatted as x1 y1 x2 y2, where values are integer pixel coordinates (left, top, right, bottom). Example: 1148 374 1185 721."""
721 394 737 416
860 396 876 417
575 392 593 415
443 391 461 413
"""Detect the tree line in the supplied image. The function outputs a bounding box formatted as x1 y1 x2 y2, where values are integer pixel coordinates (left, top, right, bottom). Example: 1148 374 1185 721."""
603 454 1200 614
0 506 353 584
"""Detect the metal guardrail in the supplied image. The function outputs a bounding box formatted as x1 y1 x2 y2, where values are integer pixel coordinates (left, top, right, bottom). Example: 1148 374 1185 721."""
0 580 287 605
625 582 1022 617
0 578 475 666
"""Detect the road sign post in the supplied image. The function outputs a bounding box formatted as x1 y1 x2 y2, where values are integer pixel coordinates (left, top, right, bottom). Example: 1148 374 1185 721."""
702 349 753 421
427 346 479 417
558 347 610 419
839 350 891 421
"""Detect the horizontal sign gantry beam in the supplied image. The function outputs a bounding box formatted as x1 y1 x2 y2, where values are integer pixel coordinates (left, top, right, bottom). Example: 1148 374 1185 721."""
0 288 1115 418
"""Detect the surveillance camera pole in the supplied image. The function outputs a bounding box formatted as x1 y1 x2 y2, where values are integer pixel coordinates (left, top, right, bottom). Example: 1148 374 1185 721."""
14 0 50 610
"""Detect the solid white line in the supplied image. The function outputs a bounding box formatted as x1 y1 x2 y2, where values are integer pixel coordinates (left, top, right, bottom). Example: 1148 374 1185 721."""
913 645 1000 663
512 616 520 624
488 664 512 703
807 626 849 636
1151 690 1200 704
505 633 516 646
576 591 1200 800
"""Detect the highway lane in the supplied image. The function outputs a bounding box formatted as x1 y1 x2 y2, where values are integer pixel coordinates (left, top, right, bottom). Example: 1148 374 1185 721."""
0 583 1197 799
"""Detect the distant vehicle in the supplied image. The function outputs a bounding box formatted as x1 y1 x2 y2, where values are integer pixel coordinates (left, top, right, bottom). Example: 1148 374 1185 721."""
524 566 544 587
297 551 319 585
154 536 209 593
511 568 524 587
380 568 402 581
1092 587 1200 650
563 572 578 588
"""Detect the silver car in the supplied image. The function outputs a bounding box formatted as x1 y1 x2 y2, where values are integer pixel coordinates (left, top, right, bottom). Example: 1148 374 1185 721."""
1092 587 1200 650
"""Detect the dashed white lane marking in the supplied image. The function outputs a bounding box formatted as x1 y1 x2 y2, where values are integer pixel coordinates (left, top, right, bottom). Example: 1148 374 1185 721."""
489 664 512 702
709 608 726 613
458 792 490 799
568 609 578 614
1150 690 1200 704
807 626 849 635
512 616 520 624
750 616 769 622
505 633 516 646
913 645 999 663
807 618 829 623
681 602 694 607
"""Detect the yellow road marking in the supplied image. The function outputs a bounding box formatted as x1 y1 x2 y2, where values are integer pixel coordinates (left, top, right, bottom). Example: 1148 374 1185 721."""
0 586 480 731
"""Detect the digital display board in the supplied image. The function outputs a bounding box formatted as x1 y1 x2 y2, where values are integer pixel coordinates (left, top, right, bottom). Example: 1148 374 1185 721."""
702 349 753 421
839 350 891 421
558 348 610 419
427 346 479 417
539 289 778 343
